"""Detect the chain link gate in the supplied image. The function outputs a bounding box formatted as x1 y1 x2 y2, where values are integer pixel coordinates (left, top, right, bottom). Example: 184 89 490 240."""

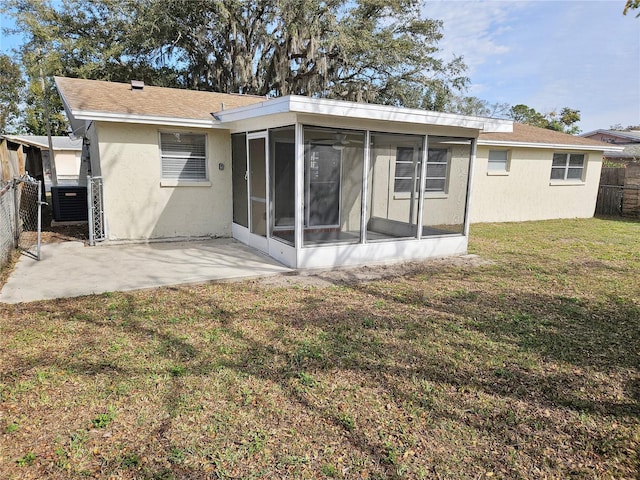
14 174 45 260
87 176 106 245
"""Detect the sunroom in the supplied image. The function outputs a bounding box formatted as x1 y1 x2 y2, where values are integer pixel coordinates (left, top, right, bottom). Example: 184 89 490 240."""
219 96 511 269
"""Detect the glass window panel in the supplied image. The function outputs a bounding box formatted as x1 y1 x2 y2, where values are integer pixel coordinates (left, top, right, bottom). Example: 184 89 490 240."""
488 150 508 171
395 163 416 178
552 153 567 166
569 154 585 166
567 168 583 179
394 178 414 192
427 164 447 178
428 148 447 163
550 167 565 180
425 178 446 191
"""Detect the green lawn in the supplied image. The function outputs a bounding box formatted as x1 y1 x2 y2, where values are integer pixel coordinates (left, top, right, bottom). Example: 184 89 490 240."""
0 218 638 479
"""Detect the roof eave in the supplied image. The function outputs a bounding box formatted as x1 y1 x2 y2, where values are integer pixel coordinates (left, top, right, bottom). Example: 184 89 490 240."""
215 96 513 133
1 135 81 151
71 110 225 129
477 139 623 152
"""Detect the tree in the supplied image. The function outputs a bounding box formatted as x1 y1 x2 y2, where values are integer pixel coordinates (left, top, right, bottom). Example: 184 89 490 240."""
0 54 24 133
624 0 640 17
4 0 470 133
610 123 640 131
508 104 581 134
446 95 510 118
546 107 581 135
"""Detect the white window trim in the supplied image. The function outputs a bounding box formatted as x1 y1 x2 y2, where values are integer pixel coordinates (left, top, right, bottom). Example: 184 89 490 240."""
487 149 510 176
549 152 586 184
158 131 210 185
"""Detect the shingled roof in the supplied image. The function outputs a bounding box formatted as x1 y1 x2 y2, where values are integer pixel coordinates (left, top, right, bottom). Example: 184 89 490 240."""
479 122 612 150
55 76 267 123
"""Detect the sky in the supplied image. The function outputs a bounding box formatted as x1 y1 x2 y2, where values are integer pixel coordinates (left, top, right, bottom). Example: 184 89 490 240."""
1 0 639 133
426 0 640 132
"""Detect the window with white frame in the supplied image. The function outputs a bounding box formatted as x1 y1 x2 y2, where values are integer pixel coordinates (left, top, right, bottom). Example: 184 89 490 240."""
550 153 585 181
426 148 448 192
160 132 207 181
488 150 509 173
394 147 448 193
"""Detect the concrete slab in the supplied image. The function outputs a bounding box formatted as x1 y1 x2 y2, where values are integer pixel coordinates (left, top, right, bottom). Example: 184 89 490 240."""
0 238 293 304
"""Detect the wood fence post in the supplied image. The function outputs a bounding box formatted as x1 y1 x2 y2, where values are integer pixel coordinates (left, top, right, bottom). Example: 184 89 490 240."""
0 139 10 182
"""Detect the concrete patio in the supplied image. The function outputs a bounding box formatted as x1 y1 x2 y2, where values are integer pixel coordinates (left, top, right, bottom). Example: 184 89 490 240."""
0 238 293 304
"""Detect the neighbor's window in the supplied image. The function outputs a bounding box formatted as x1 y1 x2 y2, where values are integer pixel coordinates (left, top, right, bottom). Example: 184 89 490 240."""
550 153 584 181
394 147 448 193
160 132 207 181
488 150 509 173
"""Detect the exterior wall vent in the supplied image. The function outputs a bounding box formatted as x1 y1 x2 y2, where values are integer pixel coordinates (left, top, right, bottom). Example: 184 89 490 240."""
131 80 144 90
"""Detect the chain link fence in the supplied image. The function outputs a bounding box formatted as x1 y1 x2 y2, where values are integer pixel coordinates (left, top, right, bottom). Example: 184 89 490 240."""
15 175 43 259
0 175 43 270
0 181 15 268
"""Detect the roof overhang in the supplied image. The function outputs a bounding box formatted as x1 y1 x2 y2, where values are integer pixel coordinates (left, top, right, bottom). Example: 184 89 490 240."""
66 110 223 129
215 95 513 133
1 135 82 151
477 139 624 152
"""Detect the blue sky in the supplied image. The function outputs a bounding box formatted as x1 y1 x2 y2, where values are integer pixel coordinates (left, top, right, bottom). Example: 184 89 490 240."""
427 0 640 132
2 1 638 132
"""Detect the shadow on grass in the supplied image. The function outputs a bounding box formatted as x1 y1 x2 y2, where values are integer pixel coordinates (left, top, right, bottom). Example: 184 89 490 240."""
1 273 638 477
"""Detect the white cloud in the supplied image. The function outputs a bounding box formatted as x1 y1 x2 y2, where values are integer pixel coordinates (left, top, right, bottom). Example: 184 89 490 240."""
424 1 531 71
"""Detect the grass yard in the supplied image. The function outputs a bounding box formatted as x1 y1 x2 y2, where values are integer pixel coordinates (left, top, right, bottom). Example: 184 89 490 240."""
0 218 638 479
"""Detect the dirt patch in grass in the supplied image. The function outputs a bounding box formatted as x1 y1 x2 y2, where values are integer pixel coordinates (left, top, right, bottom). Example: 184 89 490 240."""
258 254 493 288
0 218 638 479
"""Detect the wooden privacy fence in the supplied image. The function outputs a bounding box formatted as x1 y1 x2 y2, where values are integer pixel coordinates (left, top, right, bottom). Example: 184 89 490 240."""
0 138 26 182
596 165 640 218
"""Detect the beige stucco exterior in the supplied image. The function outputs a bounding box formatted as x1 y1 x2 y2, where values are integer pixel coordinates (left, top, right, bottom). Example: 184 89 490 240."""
93 121 233 240
470 146 603 223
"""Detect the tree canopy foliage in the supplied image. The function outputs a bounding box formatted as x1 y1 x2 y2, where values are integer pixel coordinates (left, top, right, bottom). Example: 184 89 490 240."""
3 0 470 134
0 54 24 133
624 0 640 17
508 104 581 134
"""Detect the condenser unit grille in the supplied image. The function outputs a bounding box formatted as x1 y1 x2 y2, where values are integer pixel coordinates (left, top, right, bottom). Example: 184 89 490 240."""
51 186 88 222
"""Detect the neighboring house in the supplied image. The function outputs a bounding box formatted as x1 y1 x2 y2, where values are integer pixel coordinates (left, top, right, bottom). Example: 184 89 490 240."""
55 76 614 269
580 129 640 163
0 134 84 189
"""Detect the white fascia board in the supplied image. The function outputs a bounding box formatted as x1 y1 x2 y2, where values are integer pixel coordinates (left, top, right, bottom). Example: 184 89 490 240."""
216 95 513 133
71 110 224 129
477 139 624 152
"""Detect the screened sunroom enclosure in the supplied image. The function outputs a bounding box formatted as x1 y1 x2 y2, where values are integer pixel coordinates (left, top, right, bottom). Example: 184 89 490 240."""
230 122 476 269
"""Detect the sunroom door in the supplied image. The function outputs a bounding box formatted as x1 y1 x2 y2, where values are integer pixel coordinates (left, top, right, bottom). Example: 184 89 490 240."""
248 133 269 253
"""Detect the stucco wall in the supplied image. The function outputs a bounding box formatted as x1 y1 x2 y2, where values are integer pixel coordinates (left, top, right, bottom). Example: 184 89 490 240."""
470 146 603 223
96 122 233 240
